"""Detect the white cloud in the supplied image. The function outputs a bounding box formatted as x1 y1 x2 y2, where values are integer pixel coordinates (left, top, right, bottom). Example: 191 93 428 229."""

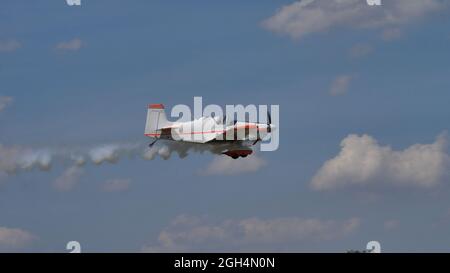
142 214 360 252
101 178 131 192
262 0 446 40
0 40 21 52
349 43 373 58
200 154 267 176
0 227 36 250
329 75 352 96
0 96 13 112
311 133 449 190
53 166 84 192
56 38 83 51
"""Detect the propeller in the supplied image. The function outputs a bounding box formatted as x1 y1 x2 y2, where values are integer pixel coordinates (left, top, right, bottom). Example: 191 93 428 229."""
267 111 272 133
253 111 272 145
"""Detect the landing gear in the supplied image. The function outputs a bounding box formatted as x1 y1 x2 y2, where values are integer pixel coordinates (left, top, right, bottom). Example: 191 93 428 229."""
222 150 253 159
148 139 158 147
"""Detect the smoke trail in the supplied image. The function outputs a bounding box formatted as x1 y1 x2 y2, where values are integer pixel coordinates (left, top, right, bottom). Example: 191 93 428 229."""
0 145 53 174
0 99 254 186
70 154 86 167
88 143 141 165
0 140 239 177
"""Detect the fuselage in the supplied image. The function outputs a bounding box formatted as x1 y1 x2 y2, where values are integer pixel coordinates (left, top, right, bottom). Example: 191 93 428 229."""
144 104 276 158
145 116 274 144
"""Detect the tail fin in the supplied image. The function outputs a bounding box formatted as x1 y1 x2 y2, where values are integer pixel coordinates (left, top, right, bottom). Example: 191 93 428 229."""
145 104 171 136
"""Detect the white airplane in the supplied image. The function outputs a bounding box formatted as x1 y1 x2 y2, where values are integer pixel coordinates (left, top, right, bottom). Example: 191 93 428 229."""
144 104 276 159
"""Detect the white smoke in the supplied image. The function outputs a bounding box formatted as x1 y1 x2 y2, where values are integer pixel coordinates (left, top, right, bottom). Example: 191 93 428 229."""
88 143 141 165
0 99 253 184
0 142 160 175
0 140 241 181
70 154 86 166
0 145 53 174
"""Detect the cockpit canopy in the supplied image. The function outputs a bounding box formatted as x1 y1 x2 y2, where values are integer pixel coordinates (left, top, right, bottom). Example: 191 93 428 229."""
213 116 238 126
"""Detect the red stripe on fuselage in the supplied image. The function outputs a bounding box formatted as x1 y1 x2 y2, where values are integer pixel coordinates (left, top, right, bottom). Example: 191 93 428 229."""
144 125 266 137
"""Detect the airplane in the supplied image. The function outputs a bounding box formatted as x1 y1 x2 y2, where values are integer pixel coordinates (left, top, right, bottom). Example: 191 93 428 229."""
144 104 276 159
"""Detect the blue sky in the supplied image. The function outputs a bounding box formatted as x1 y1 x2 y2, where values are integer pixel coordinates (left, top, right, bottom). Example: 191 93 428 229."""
1 0 450 252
